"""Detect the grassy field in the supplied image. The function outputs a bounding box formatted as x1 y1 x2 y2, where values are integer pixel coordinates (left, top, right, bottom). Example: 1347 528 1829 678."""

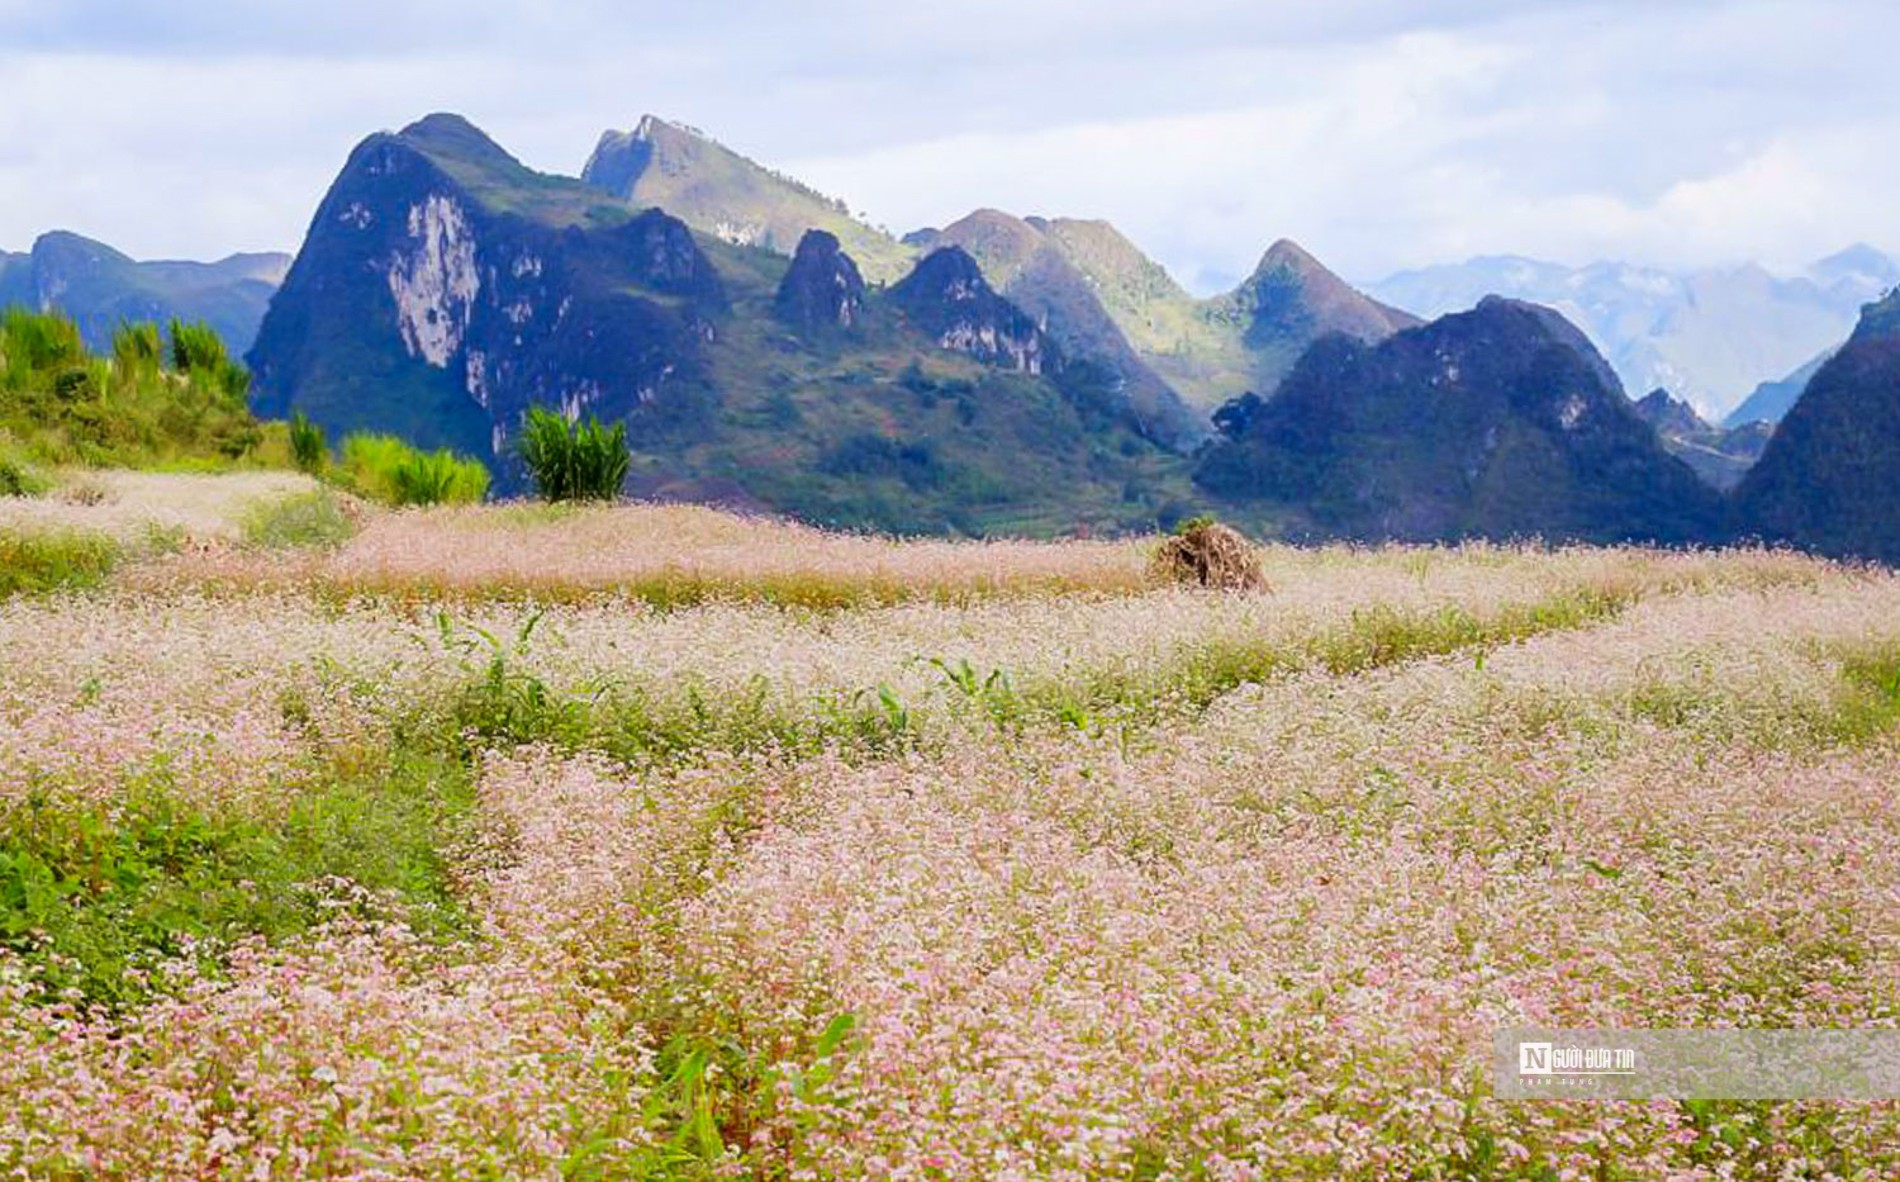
2 474 1897 1178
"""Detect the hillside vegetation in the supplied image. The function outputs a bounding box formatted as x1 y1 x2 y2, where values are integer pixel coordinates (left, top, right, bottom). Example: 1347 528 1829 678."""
0 308 286 485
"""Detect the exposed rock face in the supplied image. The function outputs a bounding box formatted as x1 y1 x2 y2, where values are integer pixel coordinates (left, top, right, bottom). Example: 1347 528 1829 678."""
1737 289 1900 563
1195 296 1722 543
773 230 865 337
249 114 724 473
0 231 288 354
887 247 1050 374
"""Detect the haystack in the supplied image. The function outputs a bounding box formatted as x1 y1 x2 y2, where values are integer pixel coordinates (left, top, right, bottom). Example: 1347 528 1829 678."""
1152 520 1269 592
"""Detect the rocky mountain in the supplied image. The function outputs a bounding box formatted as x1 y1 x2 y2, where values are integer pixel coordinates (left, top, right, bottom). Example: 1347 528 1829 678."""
1210 239 1420 399
1725 347 1836 427
1365 249 1896 420
582 116 915 285
0 231 288 354
925 210 1203 446
1194 296 1722 543
577 116 1408 437
1736 288 1900 563
1631 388 1772 491
772 230 865 338
1632 388 1707 437
922 216 1414 421
887 246 1052 373
249 114 1196 536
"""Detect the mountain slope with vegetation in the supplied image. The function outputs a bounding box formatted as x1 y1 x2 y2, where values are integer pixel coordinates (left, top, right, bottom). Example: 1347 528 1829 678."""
1737 288 1900 563
248 114 1200 535
582 116 917 285
1195 297 1722 543
1630 388 1772 491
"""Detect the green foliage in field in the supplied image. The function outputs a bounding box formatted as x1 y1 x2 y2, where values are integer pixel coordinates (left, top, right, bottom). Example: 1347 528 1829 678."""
0 433 52 496
519 407 631 502
240 489 355 550
338 432 489 506
0 529 121 596
0 308 275 469
0 751 474 1007
288 411 327 475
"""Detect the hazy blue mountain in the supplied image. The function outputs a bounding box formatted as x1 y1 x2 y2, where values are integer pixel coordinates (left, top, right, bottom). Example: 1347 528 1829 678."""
1725 348 1838 427
0 231 288 353
1195 297 1722 543
1365 248 1897 421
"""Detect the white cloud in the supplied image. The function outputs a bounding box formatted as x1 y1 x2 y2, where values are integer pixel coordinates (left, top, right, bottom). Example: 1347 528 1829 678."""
0 0 1894 290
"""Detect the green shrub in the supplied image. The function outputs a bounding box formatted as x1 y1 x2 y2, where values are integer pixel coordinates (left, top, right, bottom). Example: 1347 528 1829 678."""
241 489 355 549
288 412 327 474
0 529 121 596
518 406 629 501
0 435 50 497
339 432 488 506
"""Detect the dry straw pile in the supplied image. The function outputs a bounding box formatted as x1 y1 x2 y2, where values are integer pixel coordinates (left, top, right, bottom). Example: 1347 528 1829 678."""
1152 518 1270 592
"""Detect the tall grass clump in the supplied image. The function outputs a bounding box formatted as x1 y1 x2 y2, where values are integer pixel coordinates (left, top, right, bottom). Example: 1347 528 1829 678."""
288 412 327 475
166 317 250 404
519 406 629 502
339 432 489 507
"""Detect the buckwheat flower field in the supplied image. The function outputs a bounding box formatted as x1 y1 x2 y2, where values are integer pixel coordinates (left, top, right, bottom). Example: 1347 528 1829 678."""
3 476 1898 1179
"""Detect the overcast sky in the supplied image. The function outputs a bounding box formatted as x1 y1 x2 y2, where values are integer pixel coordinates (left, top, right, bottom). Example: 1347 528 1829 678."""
0 0 1894 292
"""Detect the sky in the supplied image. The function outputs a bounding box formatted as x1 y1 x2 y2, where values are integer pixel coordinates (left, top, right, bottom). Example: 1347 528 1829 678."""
0 0 1894 294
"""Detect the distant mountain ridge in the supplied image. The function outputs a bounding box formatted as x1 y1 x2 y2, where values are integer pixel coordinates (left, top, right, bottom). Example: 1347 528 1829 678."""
231 108 1900 556
582 116 916 285
1725 348 1838 427
575 116 1412 434
1365 248 1896 420
0 231 289 354
1630 388 1772 491
1194 296 1722 543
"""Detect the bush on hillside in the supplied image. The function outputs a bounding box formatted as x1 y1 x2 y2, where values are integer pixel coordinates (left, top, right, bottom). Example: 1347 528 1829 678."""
0 309 266 468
